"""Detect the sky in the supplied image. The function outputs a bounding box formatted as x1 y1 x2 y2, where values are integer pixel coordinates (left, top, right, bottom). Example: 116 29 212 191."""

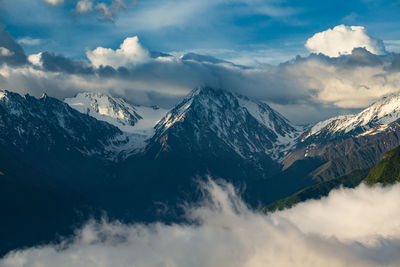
1 0 400 124
2 0 400 64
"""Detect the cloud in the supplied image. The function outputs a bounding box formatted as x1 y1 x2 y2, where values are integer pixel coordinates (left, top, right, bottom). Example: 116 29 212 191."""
305 25 387 57
86 36 150 68
73 0 135 22
1 180 400 267
0 47 14 57
2 28 400 124
27 52 43 67
74 0 94 14
44 0 64 6
40 52 95 74
385 40 400 53
17 37 41 46
95 3 114 21
281 50 400 110
274 183 400 246
117 0 299 31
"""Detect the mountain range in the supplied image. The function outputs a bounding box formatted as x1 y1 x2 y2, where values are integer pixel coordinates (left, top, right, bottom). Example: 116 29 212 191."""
2 86 400 255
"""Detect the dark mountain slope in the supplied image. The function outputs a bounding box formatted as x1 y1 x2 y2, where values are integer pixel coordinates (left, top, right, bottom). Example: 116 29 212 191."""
0 90 125 195
0 147 97 256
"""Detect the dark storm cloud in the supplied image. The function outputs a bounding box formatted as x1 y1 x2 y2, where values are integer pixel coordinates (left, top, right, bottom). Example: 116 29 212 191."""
287 47 384 68
40 52 94 75
0 25 27 66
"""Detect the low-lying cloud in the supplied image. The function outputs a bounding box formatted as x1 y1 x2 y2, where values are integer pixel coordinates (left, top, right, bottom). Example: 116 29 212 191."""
1 180 400 267
306 25 386 57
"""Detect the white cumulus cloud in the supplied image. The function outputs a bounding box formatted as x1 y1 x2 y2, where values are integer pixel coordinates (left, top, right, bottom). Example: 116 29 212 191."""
1 180 400 267
86 36 150 68
27 53 43 67
305 25 387 57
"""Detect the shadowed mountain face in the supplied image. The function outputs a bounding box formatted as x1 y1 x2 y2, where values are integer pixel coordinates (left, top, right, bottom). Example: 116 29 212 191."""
0 91 126 194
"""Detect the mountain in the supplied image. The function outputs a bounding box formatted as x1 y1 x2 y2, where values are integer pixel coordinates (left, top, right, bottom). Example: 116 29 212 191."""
264 142 400 213
283 93 400 182
151 87 302 162
0 90 119 255
0 90 125 157
364 145 400 185
303 93 400 141
6 86 400 255
65 92 168 136
0 90 137 197
65 89 302 162
263 169 370 213
0 88 305 216
65 92 169 154
113 87 305 214
0 153 96 256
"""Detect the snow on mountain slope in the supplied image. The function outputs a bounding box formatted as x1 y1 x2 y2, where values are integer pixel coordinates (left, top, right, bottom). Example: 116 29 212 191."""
0 90 125 158
65 92 168 138
154 87 303 161
303 93 400 141
236 96 302 151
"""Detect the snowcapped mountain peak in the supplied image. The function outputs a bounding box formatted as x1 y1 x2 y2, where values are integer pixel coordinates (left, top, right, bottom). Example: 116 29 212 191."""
65 92 169 140
154 87 303 161
0 90 6 100
40 92 48 99
65 92 142 131
304 92 400 141
0 89 18 101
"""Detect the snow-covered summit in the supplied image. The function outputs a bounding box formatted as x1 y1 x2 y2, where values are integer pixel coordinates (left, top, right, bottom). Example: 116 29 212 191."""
303 93 400 141
65 92 168 137
154 87 303 161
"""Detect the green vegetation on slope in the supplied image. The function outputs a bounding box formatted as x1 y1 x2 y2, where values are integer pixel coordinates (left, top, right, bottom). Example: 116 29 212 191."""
263 169 370 213
364 145 400 185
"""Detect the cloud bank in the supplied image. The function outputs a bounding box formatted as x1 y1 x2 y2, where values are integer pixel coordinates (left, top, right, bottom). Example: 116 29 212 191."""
1 27 400 123
1 180 400 267
306 25 387 57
